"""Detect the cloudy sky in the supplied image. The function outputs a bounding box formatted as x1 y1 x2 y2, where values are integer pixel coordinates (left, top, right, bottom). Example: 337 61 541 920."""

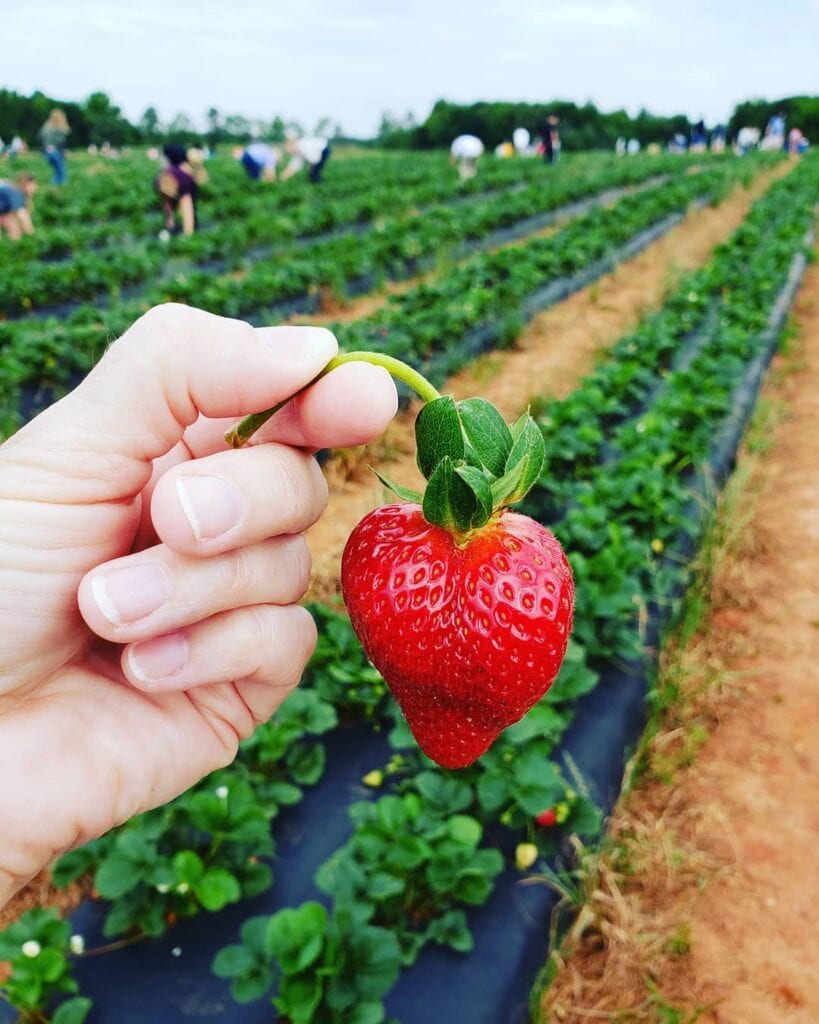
3 1 817 136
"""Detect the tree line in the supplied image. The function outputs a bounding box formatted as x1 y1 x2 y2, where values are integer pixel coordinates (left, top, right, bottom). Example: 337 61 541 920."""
378 97 819 149
2 88 817 151
0 90 341 149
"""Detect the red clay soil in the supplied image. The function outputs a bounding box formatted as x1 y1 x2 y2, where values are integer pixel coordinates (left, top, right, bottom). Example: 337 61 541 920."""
542 256 819 1022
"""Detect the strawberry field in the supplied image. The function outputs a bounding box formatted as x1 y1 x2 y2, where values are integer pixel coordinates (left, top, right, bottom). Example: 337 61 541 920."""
1 146 816 1024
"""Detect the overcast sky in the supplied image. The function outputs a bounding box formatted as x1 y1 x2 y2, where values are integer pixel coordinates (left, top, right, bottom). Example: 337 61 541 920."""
3 1 818 136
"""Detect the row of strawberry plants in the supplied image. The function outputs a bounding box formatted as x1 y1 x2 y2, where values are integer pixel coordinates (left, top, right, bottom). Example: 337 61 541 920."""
6 147 564 265
0 151 698 316
333 157 771 378
154 155 699 317
0 158 810 1024
0 156 765 438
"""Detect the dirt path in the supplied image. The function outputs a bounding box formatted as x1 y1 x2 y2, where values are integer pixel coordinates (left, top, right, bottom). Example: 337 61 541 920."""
307 165 789 599
541 256 819 1023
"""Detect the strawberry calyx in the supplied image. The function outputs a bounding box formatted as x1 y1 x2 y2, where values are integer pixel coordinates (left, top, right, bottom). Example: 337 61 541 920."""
376 395 546 540
224 352 545 541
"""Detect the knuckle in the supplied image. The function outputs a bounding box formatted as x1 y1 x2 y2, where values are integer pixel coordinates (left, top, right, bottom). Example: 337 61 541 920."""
282 535 312 598
217 547 261 602
275 449 326 523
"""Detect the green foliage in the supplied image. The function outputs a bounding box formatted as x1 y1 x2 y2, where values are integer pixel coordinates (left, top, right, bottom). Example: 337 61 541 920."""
0 908 89 1022
213 906 402 1023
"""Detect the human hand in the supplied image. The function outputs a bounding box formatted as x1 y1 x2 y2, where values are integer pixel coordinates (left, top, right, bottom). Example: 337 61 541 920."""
0 304 397 907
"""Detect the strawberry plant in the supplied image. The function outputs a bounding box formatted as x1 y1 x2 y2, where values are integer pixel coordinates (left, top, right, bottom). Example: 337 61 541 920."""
213 904 402 1024
0 909 90 1024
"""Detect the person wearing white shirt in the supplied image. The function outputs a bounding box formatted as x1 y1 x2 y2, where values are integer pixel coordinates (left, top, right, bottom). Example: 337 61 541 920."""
240 142 279 182
450 134 484 179
512 127 531 155
281 135 332 183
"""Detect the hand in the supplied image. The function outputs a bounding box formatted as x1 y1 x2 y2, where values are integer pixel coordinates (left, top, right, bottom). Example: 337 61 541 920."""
0 304 397 907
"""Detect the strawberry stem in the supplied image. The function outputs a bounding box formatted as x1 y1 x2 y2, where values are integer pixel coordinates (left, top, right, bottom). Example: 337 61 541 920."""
225 351 443 448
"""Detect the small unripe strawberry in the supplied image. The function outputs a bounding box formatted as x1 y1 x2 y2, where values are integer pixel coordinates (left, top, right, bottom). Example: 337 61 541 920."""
515 842 539 870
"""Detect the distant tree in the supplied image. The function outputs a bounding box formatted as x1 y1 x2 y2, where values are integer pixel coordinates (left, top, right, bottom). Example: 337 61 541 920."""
727 95 819 141
223 114 252 139
205 106 222 146
269 116 286 141
138 105 161 141
81 91 134 145
313 116 332 138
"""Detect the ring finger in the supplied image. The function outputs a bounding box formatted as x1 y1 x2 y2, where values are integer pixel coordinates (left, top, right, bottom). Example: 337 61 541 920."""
120 604 317 695
79 534 311 643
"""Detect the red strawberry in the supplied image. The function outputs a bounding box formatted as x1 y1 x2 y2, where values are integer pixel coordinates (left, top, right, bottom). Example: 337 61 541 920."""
223 358 574 768
341 394 574 769
535 808 558 827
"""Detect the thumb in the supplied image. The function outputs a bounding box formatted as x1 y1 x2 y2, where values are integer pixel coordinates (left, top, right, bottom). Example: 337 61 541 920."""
4 305 338 502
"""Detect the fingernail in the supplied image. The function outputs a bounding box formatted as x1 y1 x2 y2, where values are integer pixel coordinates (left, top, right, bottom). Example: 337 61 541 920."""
92 564 171 626
259 326 337 360
128 633 188 682
176 476 242 541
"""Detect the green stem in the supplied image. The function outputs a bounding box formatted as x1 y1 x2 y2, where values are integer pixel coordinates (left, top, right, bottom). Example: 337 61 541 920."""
225 351 443 449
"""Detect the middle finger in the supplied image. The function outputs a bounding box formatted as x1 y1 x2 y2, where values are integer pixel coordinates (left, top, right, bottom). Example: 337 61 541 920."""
150 442 328 557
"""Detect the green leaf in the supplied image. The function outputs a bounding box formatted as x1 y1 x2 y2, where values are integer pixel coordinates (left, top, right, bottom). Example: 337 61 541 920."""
52 997 93 1024
453 465 493 528
94 854 141 899
423 456 478 533
447 815 482 847
349 1000 387 1024
414 771 473 814
368 872 405 900
211 944 255 979
476 773 510 813
172 850 205 885
371 468 423 504
491 412 546 507
457 398 513 476
415 397 464 479
36 947 65 983
231 970 274 1004
265 902 327 974
275 972 325 1024
194 867 241 911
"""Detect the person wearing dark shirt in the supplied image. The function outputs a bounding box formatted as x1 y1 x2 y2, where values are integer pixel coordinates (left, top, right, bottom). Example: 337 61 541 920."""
155 143 198 236
540 115 560 164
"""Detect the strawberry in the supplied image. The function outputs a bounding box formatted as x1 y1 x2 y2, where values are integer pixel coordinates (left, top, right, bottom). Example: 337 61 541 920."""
341 393 573 769
225 354 574 769
535 808 558 827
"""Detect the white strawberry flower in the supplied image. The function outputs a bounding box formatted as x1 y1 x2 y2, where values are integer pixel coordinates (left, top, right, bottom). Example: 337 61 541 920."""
215 785 229 799
176 882 190 895
69 934 85 955
21 940 41 958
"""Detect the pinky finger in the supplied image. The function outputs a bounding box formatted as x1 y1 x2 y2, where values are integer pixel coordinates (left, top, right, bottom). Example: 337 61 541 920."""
121 604 316 702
